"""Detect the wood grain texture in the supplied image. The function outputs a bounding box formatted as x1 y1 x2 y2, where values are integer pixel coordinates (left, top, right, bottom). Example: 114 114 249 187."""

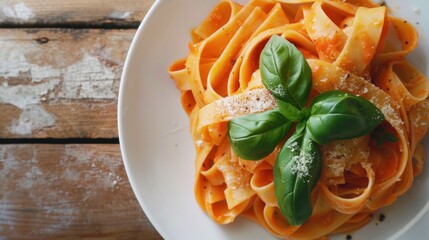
0 144 163 239
0 28 135 138
0 0 155 27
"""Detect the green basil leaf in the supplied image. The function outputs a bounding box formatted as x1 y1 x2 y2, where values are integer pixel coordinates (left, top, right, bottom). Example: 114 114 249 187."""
383 132 398 142
295 120 306 134
307 90 385 144
371 125 398 147
228 109 292 160
260 35 312 109
274 128 321 225
277 100 303 122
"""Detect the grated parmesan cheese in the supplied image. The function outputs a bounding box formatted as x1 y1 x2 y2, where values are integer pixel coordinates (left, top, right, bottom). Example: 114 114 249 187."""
337 73 369 96
216 89 276 117
290 140 314 179
291 152 314 178
286 142 299 153
380 101 403 127
410 101 429 128
323 142 349 177
368 94 403 130
272 85 285 96
413 112 428 127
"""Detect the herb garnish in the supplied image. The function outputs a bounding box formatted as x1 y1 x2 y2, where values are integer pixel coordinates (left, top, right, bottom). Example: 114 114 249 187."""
227 35 385 225
371 125 398 147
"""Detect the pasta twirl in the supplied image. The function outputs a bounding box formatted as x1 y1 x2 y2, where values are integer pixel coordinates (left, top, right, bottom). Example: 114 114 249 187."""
168 0 429 239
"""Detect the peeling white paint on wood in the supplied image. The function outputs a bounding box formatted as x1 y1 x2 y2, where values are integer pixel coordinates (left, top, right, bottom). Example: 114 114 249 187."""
0 146 83 232
10 105 56 135
31 66 62 83
0 36 118 135
63 146 124 191
0 29 135 137
2 3 35 20
109 11 132 19
0 50 59 109
0 48 33 78
18 165 43 189
0 51 117 104
0 145 132 235
0 80 60 108
0 0 154 26
60 53 116 99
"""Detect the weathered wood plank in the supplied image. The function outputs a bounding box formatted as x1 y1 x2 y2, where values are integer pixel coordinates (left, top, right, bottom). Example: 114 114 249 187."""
0 0 155 27
0 144 163 239
0 28 135 138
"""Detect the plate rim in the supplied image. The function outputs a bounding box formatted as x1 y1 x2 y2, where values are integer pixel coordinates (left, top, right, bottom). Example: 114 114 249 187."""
117 0 166 239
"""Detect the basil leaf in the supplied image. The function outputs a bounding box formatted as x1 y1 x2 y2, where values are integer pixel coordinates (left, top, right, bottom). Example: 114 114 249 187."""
371 125 398 147
277 100 303 122
307 90 385 144
260 35 312 109
383 133 398 142
228 109 292 160
295 120 306 134
274 128 321 225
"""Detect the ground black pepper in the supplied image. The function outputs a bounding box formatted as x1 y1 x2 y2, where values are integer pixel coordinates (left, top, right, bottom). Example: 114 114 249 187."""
379 213 385 222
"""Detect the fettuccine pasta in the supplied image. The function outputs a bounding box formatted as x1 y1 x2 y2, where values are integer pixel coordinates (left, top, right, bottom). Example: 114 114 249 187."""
168 0 429 239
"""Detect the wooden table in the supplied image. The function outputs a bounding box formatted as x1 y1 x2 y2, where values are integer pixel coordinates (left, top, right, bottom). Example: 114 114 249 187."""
0 0 163 239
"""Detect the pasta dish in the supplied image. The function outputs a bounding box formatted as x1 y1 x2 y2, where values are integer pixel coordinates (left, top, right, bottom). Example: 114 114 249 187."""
168 0 429 239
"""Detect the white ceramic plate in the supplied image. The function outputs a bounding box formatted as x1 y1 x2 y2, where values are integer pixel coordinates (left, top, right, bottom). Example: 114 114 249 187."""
118 1 429 239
